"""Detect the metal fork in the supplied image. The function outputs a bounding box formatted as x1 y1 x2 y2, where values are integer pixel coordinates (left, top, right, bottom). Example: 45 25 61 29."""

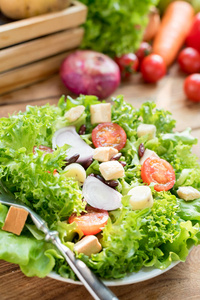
0 183 119 300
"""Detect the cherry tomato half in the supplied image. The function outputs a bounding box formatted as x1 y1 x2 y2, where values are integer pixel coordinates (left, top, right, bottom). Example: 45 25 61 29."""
115 53 139 78
33 145 54 154
141 157 175 191
141 54 166 83
68 206 109 235
135 42 152 64
178 47 200 74
184 73 200 102
92 122 127 151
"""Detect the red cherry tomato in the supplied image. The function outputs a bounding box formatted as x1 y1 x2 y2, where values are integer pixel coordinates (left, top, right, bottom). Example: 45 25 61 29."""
178 48 200 74
141 54 166 83
184 74 200 102
135 42 152 64
68 206 109 235
141 157 175 191
115 53 139 78
33 145 54 154
92 122 127 151
186 13 200 53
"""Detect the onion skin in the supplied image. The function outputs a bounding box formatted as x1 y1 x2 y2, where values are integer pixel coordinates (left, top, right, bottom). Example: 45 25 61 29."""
60 50 121 99
52 126 94 164
82 176 122 211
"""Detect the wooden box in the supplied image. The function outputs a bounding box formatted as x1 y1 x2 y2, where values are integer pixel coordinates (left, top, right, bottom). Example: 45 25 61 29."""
0 1 87 95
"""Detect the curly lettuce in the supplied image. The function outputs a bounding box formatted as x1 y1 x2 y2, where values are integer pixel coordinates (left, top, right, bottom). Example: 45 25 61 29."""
0 95 200 281
80 0 159 57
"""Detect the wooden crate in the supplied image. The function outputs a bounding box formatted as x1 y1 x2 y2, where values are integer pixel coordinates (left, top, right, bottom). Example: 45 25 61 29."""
0 1 87 95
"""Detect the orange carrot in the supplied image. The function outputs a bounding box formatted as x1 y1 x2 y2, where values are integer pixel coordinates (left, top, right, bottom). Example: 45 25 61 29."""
153 1 194 66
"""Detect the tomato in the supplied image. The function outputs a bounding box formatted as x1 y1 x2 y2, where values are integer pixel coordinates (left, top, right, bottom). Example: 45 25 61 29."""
115 53 139 78
178 48 200 74
135 42 152 64
46 169 58 175
92 122 127 151
186 13 200 53
141 54 166 83
68 206 109 235
33 145 53 154
141 157 175 191
184 73 200 102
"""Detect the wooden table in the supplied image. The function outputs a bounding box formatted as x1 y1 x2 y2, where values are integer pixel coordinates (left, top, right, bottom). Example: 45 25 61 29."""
0 65 200 300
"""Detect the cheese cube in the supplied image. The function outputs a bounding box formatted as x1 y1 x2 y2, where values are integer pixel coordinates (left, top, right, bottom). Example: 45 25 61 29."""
74 235 102 257
2 206 28 236
137 124 156 140
177 186 200 201
90 103 111 124
99 160 125 180
64 105 85 123
128 186 153 210
93 147 118 162
139 149 158 165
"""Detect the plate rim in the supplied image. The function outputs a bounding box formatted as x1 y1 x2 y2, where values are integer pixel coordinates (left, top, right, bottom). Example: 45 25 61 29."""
48 260 180 286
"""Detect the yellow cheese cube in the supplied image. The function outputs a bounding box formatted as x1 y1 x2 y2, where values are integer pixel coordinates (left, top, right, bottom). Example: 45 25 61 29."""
99 160 124 180
90 103 111 124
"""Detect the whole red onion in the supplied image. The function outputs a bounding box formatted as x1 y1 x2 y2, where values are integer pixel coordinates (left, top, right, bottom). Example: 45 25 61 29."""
60 50 121 99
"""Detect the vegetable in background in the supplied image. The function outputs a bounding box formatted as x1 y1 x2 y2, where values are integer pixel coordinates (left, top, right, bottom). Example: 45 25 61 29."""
135 42 152 65
158 0 200 14
141 54 166 83
115 54 139 79
153 1 194 66
184 73 200 102
178 47 200 74
186 13 200 52
143 7 161 41
79 0 159 57
60 50 120 99
0 0 70 20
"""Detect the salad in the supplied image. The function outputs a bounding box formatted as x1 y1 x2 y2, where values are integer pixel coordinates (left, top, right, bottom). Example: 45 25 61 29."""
0 94 200 281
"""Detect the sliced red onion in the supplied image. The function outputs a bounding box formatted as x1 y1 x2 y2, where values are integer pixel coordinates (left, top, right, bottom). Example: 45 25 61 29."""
82 176 122 211
52 126 94 164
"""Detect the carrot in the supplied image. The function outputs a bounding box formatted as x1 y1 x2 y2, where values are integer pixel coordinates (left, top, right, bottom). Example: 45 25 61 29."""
153 1 194 66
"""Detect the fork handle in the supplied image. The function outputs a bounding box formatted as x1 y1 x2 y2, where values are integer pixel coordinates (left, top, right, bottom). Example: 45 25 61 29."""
52 236 119 300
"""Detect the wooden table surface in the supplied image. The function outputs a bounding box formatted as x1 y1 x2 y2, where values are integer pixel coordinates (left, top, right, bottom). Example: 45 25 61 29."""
0 65 200 300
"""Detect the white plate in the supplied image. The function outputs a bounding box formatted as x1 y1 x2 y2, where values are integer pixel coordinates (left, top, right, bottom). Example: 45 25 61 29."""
48 260 180 286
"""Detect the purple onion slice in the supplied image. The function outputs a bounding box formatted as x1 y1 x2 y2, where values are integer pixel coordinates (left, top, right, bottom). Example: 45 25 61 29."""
52 126 94 164
82 176 122 211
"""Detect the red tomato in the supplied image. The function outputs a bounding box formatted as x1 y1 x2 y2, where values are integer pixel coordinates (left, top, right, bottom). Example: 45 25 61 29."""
115 53 139 78
68 206 109 235
46 169 58 175
135 42 152 64
92 122 127 151
186 13 200 53
141 54 166 83
141 157 175 191
184 74 200 102
178 48 200 74
33 145 53 154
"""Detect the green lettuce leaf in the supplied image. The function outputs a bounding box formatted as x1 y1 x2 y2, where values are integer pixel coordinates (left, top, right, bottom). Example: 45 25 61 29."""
0 94 200 282
80 0 159 56
74 192 193 279
0 147 84 225
0 229 63 277
0 203 8 228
